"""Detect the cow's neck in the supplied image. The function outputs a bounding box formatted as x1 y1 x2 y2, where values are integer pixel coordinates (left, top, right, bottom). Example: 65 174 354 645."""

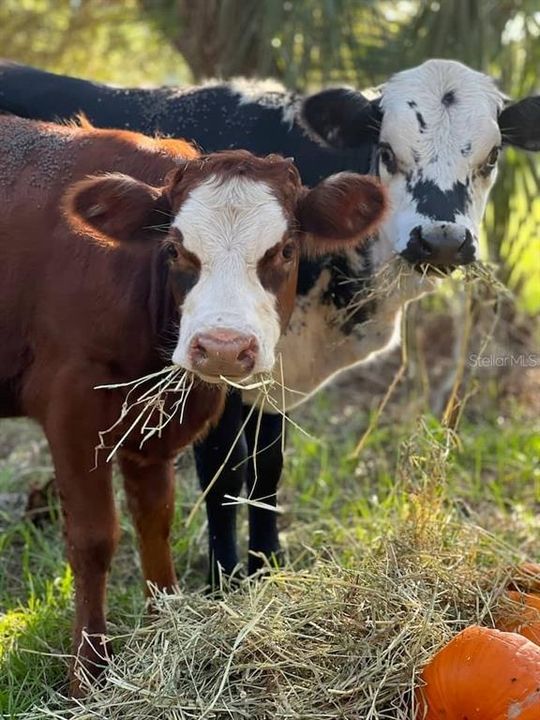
245 229 434 411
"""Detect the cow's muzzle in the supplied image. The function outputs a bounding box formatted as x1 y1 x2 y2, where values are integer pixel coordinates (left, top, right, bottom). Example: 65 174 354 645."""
189 329 259 381
401 223 475 272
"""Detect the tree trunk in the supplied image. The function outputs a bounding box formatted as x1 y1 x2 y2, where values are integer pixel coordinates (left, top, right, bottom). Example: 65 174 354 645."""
170 0 281 81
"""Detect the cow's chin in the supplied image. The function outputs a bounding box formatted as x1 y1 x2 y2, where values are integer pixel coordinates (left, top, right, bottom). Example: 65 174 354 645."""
400 259 476 276
412 262 457 277
198 372 248 385
190 370 258 386
170 357 259 385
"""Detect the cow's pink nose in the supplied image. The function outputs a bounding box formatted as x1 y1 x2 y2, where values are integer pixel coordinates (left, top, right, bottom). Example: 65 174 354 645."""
189 329 258 379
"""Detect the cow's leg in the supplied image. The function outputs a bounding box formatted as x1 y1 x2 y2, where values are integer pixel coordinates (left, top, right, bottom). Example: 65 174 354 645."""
62 468 117 697
244 409 284 575
119 454 177 594
193 390 247 586
43 374 119 697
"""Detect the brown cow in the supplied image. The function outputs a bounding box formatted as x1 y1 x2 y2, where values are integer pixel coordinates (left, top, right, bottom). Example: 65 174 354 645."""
0 115 387 694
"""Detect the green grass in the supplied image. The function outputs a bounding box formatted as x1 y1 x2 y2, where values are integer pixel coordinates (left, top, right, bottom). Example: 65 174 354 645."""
0 385 539 716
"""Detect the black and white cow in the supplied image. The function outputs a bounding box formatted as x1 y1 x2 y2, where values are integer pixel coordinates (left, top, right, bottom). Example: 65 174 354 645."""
2 58 538 580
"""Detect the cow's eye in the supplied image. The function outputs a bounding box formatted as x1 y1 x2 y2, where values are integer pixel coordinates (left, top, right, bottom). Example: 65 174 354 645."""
485 146 500 167
281 241 296 261
378 144 397 174
166 243 179 260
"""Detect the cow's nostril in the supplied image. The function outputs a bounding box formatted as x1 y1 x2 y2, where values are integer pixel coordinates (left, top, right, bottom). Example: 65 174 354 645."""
410 225 433 255
238 349 255 370
192 341 208 359
238 338 258 364
403 223 475 270
410 226 422 242
419 236 433 255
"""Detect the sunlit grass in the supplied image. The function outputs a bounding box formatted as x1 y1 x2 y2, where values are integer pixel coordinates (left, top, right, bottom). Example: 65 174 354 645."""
0 567 72 715
0 388 538 715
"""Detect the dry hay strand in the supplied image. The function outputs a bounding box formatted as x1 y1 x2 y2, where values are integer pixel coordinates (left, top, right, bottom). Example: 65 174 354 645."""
94 362 298 525
94 365 195 462
350 259 514 451
29 504 520 720
345 258 436 460
440 261 512 429
94 367 275 466
342 256 417 325
196 360 314 521
460 260 514 300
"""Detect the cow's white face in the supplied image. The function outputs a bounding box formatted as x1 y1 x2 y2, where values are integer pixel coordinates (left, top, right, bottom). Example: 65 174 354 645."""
171 176 287 378
65 149 388 383
376 60 504 269
301 58 540 273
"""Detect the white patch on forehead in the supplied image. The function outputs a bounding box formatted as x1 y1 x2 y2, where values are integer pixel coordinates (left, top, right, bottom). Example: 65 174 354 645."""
381 59 504 184
171 176 288 375
174 175 287 262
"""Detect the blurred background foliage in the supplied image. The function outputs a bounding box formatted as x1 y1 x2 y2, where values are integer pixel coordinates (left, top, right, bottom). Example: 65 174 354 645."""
1 0 539 312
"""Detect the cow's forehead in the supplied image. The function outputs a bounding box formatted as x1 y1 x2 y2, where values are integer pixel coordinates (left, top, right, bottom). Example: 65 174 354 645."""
173 176 288 261
380 60 505 167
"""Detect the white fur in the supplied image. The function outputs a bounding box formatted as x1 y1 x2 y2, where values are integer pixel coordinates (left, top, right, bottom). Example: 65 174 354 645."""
377 59 504 257
230 77 298 127
243 263 431 411
247 60 505 411
230 77 286 102
171 176 287 375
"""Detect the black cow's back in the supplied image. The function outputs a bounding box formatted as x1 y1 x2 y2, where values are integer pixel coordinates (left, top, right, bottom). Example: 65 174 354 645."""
0 61 371 186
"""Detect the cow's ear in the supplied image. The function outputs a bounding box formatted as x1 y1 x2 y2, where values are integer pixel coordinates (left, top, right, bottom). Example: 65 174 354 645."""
63 173 170 245
499 96 540 151
296 173 387 256
300 88 381 149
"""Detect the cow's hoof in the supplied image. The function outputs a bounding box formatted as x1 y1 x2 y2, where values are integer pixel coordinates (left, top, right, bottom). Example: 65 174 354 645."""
248 547 284 576
206 564 246 595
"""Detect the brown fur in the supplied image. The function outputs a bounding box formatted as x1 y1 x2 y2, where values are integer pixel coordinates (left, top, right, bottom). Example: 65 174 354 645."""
66 151 388 348
0 115 222 695
0 116 387 696
296 173 389 256
167 150 302 216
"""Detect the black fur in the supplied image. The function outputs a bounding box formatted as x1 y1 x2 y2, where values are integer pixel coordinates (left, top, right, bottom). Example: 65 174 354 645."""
0 376 23 417
415 111 427 132
410 178 470 222
498 96 540 151
0 61 374 187
300 87 381 149
442 90 456 107
0 59 385 584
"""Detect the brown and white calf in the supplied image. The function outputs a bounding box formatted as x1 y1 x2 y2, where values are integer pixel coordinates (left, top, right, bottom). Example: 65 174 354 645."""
4 57 539 585
0 115 387 693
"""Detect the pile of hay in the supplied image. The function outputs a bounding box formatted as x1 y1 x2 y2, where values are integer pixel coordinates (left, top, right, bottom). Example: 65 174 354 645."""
33 501 518 720
21 262 524 719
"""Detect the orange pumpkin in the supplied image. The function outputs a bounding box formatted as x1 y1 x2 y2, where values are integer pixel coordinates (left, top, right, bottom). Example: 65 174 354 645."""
497 592 540 646
507 563 540 594
416 626 540 719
